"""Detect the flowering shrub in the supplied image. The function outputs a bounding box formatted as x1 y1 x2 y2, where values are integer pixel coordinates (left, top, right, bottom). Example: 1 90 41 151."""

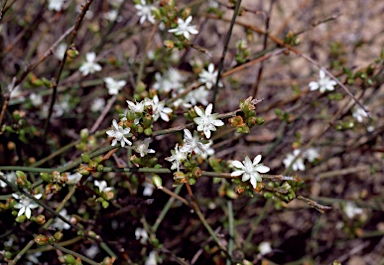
0 1 382 264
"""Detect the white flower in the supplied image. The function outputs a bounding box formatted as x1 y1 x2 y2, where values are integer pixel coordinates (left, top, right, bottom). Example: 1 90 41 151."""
283 149 305 171
352 106 369 123
259 241 272 255
106 119 132 147
231 155 270 189
91 98 105 112
344 202 363 219
104 77 126 95
54 43 67 60
48 0 65 11
199 63 222 89
151 95 173 122
79 52 102 76
52 209 71 230
66 172 82 184
12 193 43 219
180 129 209 156
309 70 337 93
303 148 320 163
29 93 43 107
127 99 146 113
84 245 99 259
134 138 155 157
0 171 17 188
103 10 121 22
145 251 157 265
135 0 155 24
143 181 155 196
165 144 188 172
94 180 113 193
135 227 148 244
168 16 199 40
153 68 185 94
193 103 224 139
182 86 209 108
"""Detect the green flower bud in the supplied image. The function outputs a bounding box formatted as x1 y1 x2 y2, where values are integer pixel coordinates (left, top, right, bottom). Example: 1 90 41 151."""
62 254 76 264
80 128 89 141
15 215 27 223
81 154 91 163
40 172 53 183
97 165 104 172
4 251 12 260
263 192 274 199
102 200 109 208
54 231 64 241
144 128 152 136
152 175 163 188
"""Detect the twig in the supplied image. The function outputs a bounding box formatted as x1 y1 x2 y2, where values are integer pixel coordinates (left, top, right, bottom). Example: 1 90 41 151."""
206 14 370 117
53 243 100 265
211 0 242 109
90 95 117 134
252 0 276 98
297 196 332 213
44 0 95 136
152 184 183 233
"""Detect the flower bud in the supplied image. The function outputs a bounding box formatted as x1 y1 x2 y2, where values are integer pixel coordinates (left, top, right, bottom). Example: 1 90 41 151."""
34 234 48 245
4 251 12 260
61 254 76 264
152 175 163 188
15 215 27 223
54 231 64 241
16 171 31 189
35 214 46 225
144 128 152 136
80 128 89 141
81 154 91 163
40 172 53 183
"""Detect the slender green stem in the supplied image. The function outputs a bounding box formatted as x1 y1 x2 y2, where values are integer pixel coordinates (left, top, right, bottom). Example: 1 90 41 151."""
152 184 183 233
226 200 234 265
8 240 35 265
53 243 100 265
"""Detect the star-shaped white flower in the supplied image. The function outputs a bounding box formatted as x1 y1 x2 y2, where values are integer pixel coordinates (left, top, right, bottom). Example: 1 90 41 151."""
283 149 305 171
344 202 363 219
151 95 173 122
0 171 17 188
104 77 126 95
199 63 222 89
303 148 320 163
165 144 188 172
94 180 113 193
182 86 209 108
180 129 209 156
309 70 337 93
134 138 155 157
135 227 149 244
135 0 155 24
91 98 106 112
168 16 199 40
52 209 71 230
106 119 132 147
127 99 146 113
352 105 369 123
193 103 224 139
12 193 43 219
79 52 102 76
231 155 270 189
